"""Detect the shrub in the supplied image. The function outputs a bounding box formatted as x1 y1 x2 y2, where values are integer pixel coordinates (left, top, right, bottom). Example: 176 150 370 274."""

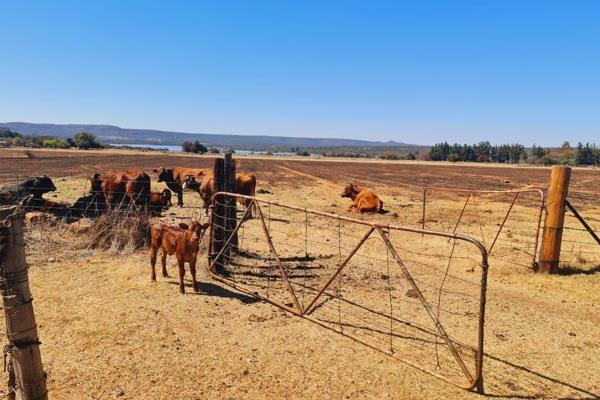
42 138 70 149
74 132 103 149
379 152 401 160
446 153 461 162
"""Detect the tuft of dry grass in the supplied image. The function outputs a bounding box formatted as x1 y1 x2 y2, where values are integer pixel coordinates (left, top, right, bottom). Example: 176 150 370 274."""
79 211 151 253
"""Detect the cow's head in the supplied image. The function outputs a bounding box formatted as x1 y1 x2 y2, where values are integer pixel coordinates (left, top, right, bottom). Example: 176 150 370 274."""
340 183 358 198
90 173 103 193
25 175 57 197
161 189 172 208
182 175 200 192
153 167 172 183
179 221 211 248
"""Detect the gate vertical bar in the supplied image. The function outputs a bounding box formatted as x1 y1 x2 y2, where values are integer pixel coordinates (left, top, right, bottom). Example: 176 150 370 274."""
538 166 571 273
0 208 48 400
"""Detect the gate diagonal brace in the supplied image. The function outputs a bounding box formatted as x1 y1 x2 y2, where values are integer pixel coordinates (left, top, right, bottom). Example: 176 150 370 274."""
302 226 375 315
375 226 475 385
253 201 303 315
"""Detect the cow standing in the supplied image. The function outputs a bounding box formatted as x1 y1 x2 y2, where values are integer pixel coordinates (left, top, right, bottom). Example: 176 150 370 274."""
153 167 211 207
341 184 384 213
149 221 210 294
183 173 257 215
91 169 151 210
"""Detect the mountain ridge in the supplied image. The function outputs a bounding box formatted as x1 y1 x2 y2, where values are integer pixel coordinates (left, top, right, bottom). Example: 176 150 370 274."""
0 122 417 149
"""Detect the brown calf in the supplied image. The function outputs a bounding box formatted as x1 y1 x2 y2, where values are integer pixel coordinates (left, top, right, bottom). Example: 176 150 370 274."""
148 189 173 216
149 221 210 294
340 184 384 213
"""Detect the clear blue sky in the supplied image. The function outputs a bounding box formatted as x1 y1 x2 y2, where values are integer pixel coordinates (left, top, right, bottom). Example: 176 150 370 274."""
1 1 599 146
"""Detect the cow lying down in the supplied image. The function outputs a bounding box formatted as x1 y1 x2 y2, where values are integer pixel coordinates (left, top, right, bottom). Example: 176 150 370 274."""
341 183 385 213
150 221 210 294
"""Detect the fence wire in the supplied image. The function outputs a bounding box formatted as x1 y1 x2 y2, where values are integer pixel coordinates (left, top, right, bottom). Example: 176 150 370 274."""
209 192 489 391
559 198 600 273
422 188 544 270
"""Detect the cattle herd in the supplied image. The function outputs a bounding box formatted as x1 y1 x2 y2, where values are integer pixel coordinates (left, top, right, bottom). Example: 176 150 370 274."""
0 167 385 293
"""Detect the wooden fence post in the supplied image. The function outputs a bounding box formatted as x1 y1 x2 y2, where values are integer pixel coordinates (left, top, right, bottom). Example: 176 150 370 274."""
211 158 226 274
0 208 48 400
224 153 238 253
538 166 571 273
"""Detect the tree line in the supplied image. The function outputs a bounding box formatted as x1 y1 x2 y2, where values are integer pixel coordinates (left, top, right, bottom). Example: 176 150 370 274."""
0 128 103 149
426 141 600 166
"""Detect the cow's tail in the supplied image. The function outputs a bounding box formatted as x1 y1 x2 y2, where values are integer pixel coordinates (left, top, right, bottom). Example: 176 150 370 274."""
250 174 257 215
251 175 257 197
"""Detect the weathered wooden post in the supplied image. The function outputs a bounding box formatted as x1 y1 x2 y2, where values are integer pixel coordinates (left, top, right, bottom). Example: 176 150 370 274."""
0 208 48 400
209 152 237 275
538 166 571 273
210 157 226 274
224 153 238 253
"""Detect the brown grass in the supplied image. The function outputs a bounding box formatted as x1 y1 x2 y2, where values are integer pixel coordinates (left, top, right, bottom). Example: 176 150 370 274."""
1 153 599 399
81 212 151 253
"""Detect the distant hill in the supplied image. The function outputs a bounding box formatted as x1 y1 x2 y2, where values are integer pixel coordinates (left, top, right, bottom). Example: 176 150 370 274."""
0 122 417 150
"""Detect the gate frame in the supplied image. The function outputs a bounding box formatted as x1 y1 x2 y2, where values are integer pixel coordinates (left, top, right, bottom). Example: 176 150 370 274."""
208 192 490 392
422 187 545 269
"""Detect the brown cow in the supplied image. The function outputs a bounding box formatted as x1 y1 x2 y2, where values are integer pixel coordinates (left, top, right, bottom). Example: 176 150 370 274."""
340 184 384 213
25 211 56 225
235 173 257 213
153 167 212 207
150 221 210 294
148 189 173 216
21 196 71 219
91 169 151 210
183 173 257 215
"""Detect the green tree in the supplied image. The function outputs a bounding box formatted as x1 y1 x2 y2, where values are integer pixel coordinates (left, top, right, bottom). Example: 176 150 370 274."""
576 142 595 165
181 141 194 152
42 137 70 149
73 132 103 149
191 140 208 154
0 128 21 138
474 141 492 162
446 153 461 162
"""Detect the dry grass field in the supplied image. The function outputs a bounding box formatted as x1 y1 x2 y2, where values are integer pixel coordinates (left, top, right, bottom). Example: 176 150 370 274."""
1 148 599 399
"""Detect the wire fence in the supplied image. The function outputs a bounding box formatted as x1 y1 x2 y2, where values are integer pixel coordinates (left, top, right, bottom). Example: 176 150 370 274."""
208 192 489 391
559 196 600 273
421 188 545 270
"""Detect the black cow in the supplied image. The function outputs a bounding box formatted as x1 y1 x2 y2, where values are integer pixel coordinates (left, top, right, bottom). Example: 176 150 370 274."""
0 176 57 205
70 193 108 219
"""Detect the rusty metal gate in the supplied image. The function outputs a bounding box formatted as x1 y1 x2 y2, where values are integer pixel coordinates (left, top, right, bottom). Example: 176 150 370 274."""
208 192 489 391
422 187 544 270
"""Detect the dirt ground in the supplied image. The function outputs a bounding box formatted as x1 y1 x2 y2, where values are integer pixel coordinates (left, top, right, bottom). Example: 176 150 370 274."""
1 148 599 399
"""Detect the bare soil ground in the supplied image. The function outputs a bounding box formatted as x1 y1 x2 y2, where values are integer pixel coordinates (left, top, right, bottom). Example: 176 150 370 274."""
1 148 599 399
